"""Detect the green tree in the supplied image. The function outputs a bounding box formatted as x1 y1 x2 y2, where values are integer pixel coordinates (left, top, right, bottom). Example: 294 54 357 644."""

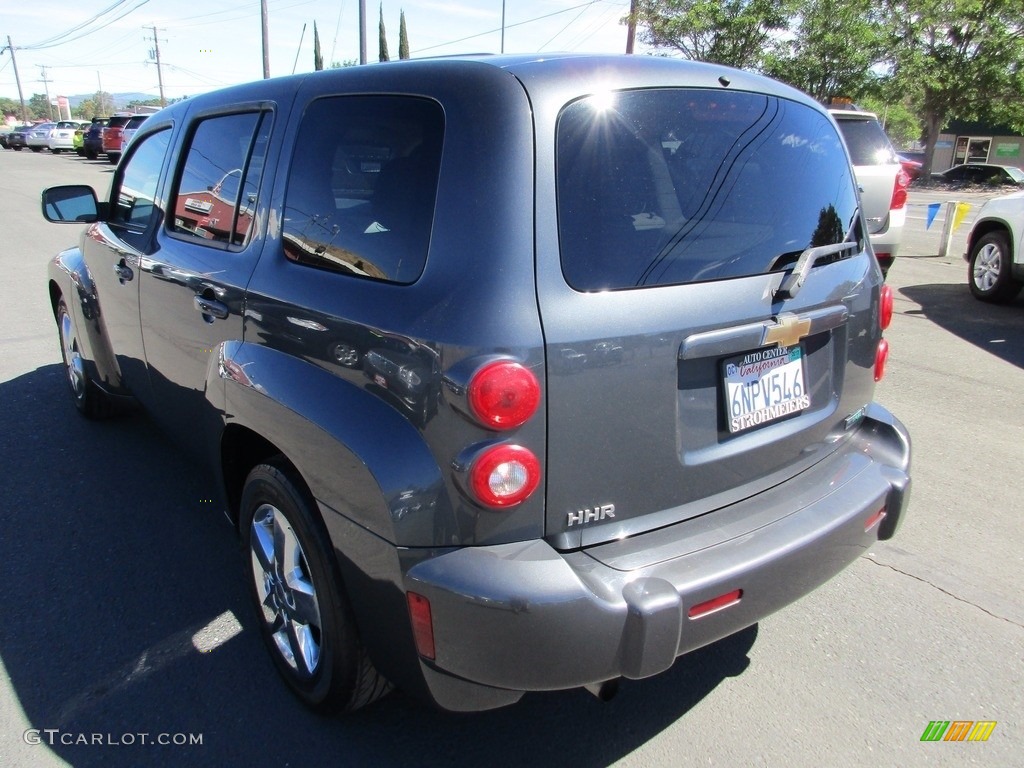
764 0 887 101
858 96 921 148
379 4 390 62
28 93 52 120
399 10 410 59
314 21 324 71
882 0 1024 176
631 0 798 70
331 59 359 68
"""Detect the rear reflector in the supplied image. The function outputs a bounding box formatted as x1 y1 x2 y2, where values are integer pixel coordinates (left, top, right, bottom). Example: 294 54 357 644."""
880 284 894 330
874 338 890 382
407 592 436 660
865 507 887 532
688 589 742 619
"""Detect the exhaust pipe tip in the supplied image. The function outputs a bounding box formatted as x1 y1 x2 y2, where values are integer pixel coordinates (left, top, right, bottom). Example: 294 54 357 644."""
583 679 620 702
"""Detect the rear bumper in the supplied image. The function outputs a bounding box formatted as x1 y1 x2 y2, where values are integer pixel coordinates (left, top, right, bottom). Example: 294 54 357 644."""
405 403 910 699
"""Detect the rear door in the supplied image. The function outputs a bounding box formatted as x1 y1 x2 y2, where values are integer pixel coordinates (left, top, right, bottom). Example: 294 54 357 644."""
538 88 881 548
138 107 275 449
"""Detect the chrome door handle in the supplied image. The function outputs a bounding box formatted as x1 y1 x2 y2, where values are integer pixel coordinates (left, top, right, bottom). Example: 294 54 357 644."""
194 295 229 321
113 262 134 282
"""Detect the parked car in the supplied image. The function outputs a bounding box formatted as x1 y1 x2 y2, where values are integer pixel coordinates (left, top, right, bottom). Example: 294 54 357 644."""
101 114 133 164
964 189 1024 302
120 114 148 151
830 109 909 277
932 163 1024 188
83 117 109 160
3 124 33 150
897 153 923 182
47 120 84 153
26 122 56 152
41 54 911 714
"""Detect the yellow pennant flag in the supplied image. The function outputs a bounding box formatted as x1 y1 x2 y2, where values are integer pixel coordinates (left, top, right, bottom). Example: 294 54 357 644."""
952 202 971 232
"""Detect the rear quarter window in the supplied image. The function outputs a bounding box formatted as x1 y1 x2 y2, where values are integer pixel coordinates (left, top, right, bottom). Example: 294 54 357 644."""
834 117 898 166
281 95 444 285
556 89 860 291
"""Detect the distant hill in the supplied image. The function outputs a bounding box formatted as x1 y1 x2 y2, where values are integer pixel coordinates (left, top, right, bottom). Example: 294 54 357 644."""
67 92 156 109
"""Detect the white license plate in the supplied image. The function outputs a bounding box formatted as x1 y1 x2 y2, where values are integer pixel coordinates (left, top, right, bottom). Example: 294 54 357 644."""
724 345 810 433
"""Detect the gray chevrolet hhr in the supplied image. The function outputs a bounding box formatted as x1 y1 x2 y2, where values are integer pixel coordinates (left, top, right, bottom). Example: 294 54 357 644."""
43 53 910 713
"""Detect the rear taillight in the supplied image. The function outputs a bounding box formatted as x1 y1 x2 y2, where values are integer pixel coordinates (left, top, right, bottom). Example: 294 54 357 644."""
890 168 910 210
469 444 540 507
406 592 435 659
880 284 894 330
875 284 893 382
467 360 540 430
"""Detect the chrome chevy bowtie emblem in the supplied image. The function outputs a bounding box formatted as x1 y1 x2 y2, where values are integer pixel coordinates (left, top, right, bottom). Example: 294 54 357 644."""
762 313 812 348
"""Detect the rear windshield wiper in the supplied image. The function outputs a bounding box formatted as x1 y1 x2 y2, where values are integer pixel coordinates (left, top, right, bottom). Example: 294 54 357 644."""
774 240 859 300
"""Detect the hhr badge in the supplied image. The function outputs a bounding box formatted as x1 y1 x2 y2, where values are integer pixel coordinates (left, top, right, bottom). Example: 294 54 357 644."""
567 504 616 527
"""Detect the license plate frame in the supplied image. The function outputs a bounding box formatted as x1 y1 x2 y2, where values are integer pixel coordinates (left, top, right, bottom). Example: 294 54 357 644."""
723 345 810 434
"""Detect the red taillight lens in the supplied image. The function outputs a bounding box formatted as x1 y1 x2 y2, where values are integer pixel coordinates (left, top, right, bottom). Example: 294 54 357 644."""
879 284 894 330
874 338 889 382
469 444 540 507
890 169 910 210
467 361 540 430
406 592 435 660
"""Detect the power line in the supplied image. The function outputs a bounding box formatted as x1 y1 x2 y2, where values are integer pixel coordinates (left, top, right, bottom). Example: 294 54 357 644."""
413 0 606 54
22 0 154 51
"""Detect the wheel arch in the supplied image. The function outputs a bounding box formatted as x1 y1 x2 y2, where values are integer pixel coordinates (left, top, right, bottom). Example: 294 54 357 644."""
967 219 1012 260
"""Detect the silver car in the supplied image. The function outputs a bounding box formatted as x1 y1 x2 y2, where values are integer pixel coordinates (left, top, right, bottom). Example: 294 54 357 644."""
831 108 909 277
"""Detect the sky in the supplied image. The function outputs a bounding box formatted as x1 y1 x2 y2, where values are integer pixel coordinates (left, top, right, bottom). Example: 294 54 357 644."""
0 0 646 105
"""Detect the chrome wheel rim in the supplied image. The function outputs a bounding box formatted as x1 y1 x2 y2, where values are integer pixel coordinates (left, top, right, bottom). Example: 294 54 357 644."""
59 308 86 399
974 243 1002 291
250 504 323 677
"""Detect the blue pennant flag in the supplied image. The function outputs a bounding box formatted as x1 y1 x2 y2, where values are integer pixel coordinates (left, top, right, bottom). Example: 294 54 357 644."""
926 202 940 230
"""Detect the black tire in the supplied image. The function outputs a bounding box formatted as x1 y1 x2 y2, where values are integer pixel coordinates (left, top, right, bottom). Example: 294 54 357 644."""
85 149 97 160
51 148 61 154
56 297 112 418
12 146 22 151
241 462 391 713
30 146 42 153
968 231 1022 303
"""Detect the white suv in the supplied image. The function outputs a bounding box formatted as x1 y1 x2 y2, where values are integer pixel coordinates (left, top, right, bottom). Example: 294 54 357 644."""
831 109 909 277
964 190 1024 302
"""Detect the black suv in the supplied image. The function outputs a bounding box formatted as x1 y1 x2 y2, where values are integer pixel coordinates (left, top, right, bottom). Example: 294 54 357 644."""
42 55 911 714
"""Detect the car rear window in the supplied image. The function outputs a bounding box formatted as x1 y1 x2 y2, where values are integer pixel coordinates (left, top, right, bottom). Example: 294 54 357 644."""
833 116 898 166
556 89 860 291
282 95 444 285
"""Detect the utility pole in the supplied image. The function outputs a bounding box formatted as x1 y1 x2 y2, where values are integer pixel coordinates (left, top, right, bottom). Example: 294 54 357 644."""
501 0 506 53
97 72 106 116
39 65 54 120
358 0 367 64
626 0 638 54
145 26 167 106
261 0 271 78
3 36 29 122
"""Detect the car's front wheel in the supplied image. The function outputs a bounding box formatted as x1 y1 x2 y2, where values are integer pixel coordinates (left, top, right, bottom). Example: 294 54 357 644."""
969 231 1022 303
56 297 112 418
241 462 391 713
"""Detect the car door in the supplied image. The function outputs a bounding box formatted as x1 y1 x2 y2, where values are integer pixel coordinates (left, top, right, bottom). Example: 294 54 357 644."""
138 108 274 451
81 127 173 399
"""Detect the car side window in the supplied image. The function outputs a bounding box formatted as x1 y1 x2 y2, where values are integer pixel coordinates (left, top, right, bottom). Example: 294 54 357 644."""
110 128 171 251
170 111 272 249
282 95 444 284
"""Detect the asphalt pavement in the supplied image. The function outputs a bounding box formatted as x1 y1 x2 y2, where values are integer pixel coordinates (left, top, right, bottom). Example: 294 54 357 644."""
0 149 1021 768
